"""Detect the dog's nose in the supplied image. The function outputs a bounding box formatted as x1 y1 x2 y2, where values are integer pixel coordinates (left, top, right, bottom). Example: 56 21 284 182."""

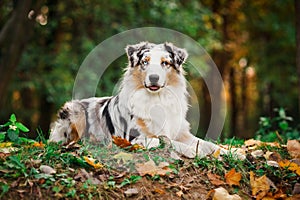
149 74 159 83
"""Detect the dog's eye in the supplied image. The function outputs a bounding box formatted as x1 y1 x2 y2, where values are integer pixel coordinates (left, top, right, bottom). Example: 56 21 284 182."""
161 61 169 66
142 60 149 65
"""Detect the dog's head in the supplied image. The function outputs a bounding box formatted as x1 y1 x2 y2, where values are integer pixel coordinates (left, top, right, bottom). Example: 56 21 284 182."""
125 42 188 93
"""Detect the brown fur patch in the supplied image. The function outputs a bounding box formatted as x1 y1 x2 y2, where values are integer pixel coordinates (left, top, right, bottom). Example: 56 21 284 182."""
136 118 156 138
143 56 151 63
131 68 146 90
161 57 171 66
167 68 180 87
69 123 80 142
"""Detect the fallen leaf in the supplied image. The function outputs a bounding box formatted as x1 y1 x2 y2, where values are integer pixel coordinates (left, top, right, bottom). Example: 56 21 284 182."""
176 190 184 197
213 187 242 200
278 160 300 176
33 141 45 148
225 168 241 186
244 139 262 149
154 188 165 195
39 165 56 175
124 188 139 197
213 148 221 158
83 156 103 169
251 150 264 158
250 171 270 200
264 151 281 162
207 172 225 186
292 183 300 195
135 159 172 177
0 142 13 148
112 136 131 148
287 140 300 159
266 161 279 167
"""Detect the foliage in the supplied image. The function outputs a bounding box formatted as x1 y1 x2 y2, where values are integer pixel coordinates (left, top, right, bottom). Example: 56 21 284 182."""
0 114 30 144
256 108 300 143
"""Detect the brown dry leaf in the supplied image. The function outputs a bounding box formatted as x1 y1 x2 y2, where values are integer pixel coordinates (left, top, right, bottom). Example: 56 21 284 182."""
124 188 139 197
278 160 300 176
83 156 103 169
135 159 172 177
176 190 184 197
244 139 262 149
213 187 242 200
287 140 300 159
207 172 225 186
225 168 241 186
112 136 132 148
250 171 270 200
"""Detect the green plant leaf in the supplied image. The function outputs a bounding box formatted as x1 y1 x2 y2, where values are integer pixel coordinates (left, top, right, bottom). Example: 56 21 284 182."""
0 184 9 198
10 114 16 123
279 121 288 131
0 122 11 129
0 132 6 142
15 122 29 132
7 129 19 142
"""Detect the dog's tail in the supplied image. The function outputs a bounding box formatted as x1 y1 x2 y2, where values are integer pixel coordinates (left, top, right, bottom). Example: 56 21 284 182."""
49 100 86 144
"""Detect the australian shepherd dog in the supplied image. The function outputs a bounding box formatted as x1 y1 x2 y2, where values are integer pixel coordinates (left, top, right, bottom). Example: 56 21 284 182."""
49 42 228 158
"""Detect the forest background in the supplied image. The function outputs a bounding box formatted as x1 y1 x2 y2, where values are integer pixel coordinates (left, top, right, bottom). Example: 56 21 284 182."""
0 0 299 140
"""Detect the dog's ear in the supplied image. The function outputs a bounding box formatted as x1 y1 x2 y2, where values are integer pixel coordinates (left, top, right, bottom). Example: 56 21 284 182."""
125 42 151 67
164 42 188 68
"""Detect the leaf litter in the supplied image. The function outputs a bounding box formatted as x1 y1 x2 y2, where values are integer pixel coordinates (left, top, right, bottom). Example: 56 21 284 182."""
0 137 299 199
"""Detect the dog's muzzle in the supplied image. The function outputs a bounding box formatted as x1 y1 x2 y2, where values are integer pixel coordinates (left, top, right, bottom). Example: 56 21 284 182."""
145 74 164 92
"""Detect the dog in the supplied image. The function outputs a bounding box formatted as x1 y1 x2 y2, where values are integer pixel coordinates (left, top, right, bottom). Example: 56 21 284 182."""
49 42 227 158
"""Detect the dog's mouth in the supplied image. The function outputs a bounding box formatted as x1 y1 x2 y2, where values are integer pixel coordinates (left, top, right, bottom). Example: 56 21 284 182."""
144 83 164 92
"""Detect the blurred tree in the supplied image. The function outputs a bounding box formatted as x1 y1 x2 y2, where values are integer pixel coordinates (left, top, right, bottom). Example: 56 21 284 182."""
296 0 300 117
0 0 44 112
243 0 296 119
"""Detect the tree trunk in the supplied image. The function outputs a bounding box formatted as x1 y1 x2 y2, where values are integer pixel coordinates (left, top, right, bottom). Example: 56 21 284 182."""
0 0 43 110
296 0 300 116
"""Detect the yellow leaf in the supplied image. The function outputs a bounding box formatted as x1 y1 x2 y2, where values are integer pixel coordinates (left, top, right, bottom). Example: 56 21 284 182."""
213 148 221 158
225 168 241 186
83 156 103 169
0 142 12 148
250 171 270 200
278 160 300 176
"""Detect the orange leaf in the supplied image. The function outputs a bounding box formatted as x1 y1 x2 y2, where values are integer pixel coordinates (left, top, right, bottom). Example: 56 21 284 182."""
112 136 132 148
225 168 241 186
278 160 300 176
154 188 165 195
33 141 45 148
249 171 270 200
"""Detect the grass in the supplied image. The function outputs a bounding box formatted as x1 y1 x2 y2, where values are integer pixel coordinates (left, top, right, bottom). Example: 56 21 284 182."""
0 113 299 199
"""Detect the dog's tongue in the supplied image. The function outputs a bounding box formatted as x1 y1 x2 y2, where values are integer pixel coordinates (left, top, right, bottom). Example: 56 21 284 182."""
149 85 160 91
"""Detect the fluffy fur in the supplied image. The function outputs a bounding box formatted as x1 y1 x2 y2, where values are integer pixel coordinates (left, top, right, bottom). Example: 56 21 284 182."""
49 42 226 158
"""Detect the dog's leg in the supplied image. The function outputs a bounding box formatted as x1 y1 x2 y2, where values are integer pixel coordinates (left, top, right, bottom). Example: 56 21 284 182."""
176 132 227 158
